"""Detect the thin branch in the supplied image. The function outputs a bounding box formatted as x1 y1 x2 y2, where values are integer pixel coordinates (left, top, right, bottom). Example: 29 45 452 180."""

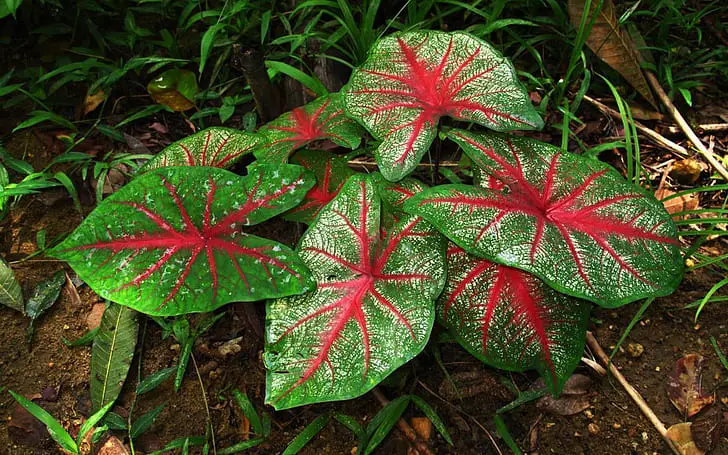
585 332 681 455
583 95 689 157
645 71 728 181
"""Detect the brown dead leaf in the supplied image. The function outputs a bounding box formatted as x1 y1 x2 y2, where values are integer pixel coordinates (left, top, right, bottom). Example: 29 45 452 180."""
408 417 433 455
83 90 106 116
86 302 106 331
536 374 593 416
568 0 657 108
655 188 699 218
670 159 704 185
97 436 130 455
667 354 715 418
666 423 704 455
691 406 723 452
8 394 49 448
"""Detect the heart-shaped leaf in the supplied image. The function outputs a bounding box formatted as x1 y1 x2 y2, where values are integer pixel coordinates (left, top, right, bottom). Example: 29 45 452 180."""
405 130 683 307
254 94 362 164
48 165 315 316
265 175 446 409
344 30 543 181
141 127 263 171
284 149 356 224
441 245 590 393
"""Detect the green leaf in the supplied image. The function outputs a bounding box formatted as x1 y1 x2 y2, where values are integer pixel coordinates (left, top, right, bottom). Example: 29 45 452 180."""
0 0 23 19
140 127 263 172
62 327 99 347
147 69 198 112
438 245 590 393
266 60 328 97
26 270 66 341
48 165 315 316
136 366 176 395
364 396 409 455
406 130 684 307
130 403 165 439
90 303 139 412
149 436 206 455
8 390 78 454
200 23 225 74
284 149 356 224
255 94 362 164
265 175 446 409
13 110 77 133
0 257 24 313
344 30 543 181
218 438 265 454
77 400 115 444
102 411 128 430
282 414 330 455
233 389 263 436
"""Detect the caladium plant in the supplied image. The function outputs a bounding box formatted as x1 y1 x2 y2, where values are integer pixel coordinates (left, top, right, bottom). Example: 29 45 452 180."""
47 29 685 416
344 30 543 182
265 175 446 409
254 94 363 164
141 127 263 171
49 164 315 316
405 130 683 307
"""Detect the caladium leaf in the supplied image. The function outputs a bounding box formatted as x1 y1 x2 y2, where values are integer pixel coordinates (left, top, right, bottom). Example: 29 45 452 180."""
141 127 263 171
254 94 362 164
440 245 590 393
370 172 427 228
405 130 683 307
284 149 356 224
48 164 315 316
344 30 543 182
265 175 446 409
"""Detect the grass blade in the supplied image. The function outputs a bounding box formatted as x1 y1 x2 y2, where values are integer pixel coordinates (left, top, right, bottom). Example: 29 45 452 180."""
130 403 166 439
282 414 330 455
232 389 263 436
136 366 176 395
9 390 78 454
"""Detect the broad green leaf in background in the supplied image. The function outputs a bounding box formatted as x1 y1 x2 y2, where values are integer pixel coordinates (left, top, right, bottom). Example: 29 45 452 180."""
344 30 543 181
284 149 356 224
254 94 362 164
48 165 315 316
0 257 24 313
90 302 139 412
26 270 66 341
147 68 199 112
406 130 683 307
265 175 446 409
0 0 24 19
140 127 263 171
439 245 590 393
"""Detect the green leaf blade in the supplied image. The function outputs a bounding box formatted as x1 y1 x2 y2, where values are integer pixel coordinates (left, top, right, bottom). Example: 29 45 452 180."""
0 257 24 313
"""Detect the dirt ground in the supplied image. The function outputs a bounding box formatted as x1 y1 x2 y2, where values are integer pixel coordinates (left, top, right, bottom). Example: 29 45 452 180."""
1 175 727 455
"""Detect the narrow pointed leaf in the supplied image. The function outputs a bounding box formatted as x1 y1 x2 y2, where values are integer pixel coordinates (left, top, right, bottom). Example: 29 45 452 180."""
0 257 24 313
48 165 315 315
141 127 263 171
255 94 362 163
265 175 446 409
440 245 590 393
344 30 543 181
405 130 683 307
91 302 139 412
8 391 78 454
284 149 356 224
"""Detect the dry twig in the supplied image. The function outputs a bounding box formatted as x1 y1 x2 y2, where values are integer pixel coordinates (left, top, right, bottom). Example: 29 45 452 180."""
646 71 728 181
585 332 682 455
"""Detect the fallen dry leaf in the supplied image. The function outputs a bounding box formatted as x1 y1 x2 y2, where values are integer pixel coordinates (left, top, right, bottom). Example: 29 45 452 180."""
691 406 723 452
408 417 433 455
568 0 657 108
83 90 106 116
655 188 699 218
667 354 715 418
86 302 106 331
666 422 704 455
97 436 130 455
670 159 704 185
536 374 593 416
8 394 49 448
